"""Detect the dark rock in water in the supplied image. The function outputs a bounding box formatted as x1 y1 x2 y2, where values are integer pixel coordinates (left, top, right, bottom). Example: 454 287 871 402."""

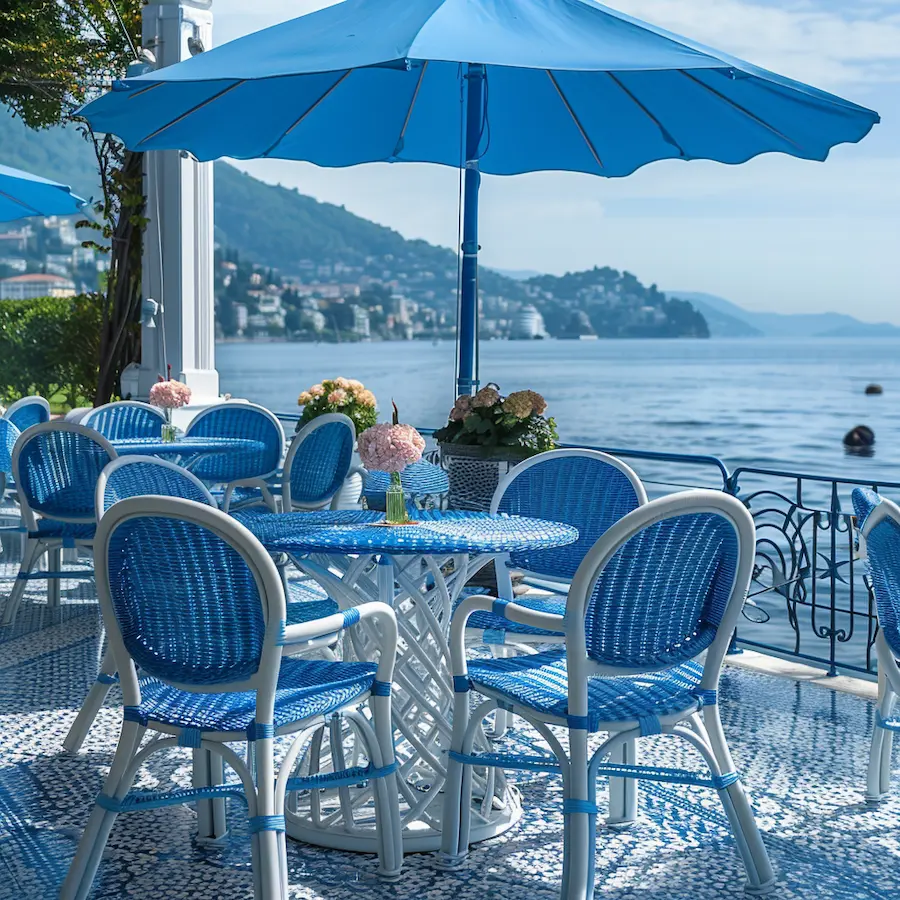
865 384 883 395
843 425 875 447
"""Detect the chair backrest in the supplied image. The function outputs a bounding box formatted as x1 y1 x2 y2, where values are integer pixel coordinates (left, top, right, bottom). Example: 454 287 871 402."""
0 419 20 476
186 402 285 483
83 401 166 440
858 489 900 658
12 422 117 528
567 490 754 681
95 496 286 693
283 413 355 510
97 456 216 519
6 395 51 431
490 449 648 582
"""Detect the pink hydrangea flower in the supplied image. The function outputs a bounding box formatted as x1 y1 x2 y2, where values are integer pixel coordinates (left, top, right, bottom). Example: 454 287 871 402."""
297 391 313 405
358 422 425 473
149 377 192 409
472 386 500 408
327 388 348 404
309 384 325 397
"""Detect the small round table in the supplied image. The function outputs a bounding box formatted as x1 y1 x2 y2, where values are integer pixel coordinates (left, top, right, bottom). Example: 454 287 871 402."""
111 436 265 472
236 508 578 853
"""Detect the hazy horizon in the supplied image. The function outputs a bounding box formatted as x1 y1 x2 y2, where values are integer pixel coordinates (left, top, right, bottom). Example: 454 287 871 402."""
210 0 899 323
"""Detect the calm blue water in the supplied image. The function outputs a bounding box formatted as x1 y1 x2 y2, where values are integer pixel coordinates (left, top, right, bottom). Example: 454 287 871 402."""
219 336 898 671
218 337 900 484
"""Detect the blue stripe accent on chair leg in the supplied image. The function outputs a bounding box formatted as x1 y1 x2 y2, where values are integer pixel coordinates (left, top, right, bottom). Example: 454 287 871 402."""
248 815 285 834
563 799 599 815
246 721 275 741
178 728 203 748
452 676 470 693
370 680 392 696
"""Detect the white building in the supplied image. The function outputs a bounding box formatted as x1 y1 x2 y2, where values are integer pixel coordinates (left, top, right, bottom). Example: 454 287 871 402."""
351 304 371 337
511 304 547 339
0 273 77 300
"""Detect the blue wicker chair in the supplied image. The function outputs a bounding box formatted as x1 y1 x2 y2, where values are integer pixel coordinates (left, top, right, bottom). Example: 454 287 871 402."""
458 449 647 649
60 496 401 899
5 394 50 431
185 402 285 511
852 487 900 804
0 417 20 503
443 491 775 899
2 422 116 627
63 456 341 754
82 401 166 440
282 413 361 511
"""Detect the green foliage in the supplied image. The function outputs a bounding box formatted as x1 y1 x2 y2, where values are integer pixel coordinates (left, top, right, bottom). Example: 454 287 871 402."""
434 386 558 456
298 378 379 436
0 295 102 409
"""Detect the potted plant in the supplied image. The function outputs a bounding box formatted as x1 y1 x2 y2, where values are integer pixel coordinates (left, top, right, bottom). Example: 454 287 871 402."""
297 377 378 508
434 383 558 510
297 377 378 435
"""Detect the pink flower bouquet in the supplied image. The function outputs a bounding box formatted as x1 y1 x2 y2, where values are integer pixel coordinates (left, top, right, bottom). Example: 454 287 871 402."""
149 377 192 409
357 422 425 473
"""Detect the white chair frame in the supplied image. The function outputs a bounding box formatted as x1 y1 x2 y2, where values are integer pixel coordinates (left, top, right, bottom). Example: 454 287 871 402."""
60 496 402 899
443 490 776 898
2 422 116 627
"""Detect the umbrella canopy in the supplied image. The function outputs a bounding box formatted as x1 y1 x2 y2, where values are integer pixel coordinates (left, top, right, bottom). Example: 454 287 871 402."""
0 163 87 222
81 0 878 173
79 0 879 394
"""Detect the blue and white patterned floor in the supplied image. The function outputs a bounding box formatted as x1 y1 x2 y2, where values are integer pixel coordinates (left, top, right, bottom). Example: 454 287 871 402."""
0 545 898 899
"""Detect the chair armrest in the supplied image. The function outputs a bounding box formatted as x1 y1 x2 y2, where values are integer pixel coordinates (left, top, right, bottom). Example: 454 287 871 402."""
281 600 398 684
449 594 565 677
222 477 278 513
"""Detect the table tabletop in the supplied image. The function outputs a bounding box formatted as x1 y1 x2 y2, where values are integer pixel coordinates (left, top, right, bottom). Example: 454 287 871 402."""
234 507 578 555
111 436 265 457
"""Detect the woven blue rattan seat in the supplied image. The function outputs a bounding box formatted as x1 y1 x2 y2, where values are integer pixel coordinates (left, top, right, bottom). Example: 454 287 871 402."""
84 402 166 440
131 656 377 735
29 520 96 539
285 579 339 625
466 649 705 731
454 592 566 639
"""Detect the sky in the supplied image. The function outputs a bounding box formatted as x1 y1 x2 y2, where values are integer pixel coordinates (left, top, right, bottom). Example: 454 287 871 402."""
213 0 900 322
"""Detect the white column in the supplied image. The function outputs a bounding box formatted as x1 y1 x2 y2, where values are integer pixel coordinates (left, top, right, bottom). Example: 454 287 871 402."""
136 0 219 402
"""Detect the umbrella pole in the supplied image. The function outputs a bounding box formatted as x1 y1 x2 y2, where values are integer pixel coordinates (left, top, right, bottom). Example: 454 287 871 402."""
456 63 486 398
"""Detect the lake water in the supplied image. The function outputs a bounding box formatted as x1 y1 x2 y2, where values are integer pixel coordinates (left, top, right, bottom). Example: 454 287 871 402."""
219 336 898 672
218 336 900 484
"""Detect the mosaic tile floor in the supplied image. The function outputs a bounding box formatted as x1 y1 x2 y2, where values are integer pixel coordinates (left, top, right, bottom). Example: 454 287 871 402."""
0 539 898 899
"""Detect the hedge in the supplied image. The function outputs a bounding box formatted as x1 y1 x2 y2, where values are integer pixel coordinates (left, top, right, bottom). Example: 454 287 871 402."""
0 294 101 410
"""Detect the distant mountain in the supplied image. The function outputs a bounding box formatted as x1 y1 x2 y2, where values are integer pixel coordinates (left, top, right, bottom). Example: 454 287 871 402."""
669 291 900 339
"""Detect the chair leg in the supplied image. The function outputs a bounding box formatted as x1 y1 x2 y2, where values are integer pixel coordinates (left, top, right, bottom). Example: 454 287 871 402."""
64 648 117 754
439 688 474 866
2 537 43 625
703 709 776 894
487 645 513 740
252 733 287 900
48 545 62 608
194 747 229 841
60 720 144 900
868 678 896 803
607 738 639 828
562 727 593 900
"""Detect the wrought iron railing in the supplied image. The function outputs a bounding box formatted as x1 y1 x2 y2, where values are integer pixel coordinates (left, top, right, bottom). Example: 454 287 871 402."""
278 412 890 679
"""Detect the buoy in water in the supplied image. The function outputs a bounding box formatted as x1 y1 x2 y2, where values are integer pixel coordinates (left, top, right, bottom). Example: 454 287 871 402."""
844 425 875 448
865 384 883 395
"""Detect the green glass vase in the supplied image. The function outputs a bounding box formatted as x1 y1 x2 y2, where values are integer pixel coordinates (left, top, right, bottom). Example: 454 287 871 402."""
385 471 410 525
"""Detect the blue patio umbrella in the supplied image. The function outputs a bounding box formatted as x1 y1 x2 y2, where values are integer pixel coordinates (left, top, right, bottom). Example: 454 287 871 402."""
0 163 87 222
78 0 879 395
